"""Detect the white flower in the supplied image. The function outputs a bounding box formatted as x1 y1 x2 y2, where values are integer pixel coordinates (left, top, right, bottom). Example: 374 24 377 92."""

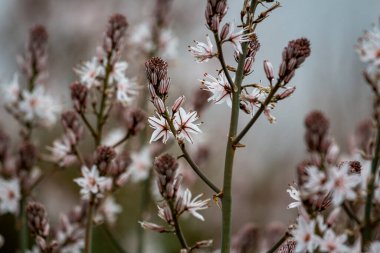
173 107 202 144
292 215 319 253
178 188 210 221
109 61 128 84
94 196 122 225
223 23 253 54
56 214 84 253
2 74 20 104
47 136 76 167
129 22 154 52
74 57 104 88
116 76 139 105
128 147 152 183
160 29 178 59
319 229 350 253
369 241 380 253
356 23 380 66
19 86 61 127
73 165 110 199
324 163 361 206
303 166 327 195
189 35 214 63
286 185 302 209
148 113 171 143
201 72 232 107
0 177 21 215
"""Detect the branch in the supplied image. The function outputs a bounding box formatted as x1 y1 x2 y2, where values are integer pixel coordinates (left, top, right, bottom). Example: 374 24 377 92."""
265 232 290 253
213 32 235 89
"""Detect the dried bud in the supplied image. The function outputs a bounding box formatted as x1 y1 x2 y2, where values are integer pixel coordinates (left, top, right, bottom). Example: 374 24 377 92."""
277 239 296 253
94 146 116 175
70 82 88 112
27 201 50 238
123 107 146 135
172 96 185 113
305 111 329 136
205 0 228 31
279 38 311 81
263 60 274 82
153 97 166 114
154 153 179 199
277 87 296 100
104 13 128 52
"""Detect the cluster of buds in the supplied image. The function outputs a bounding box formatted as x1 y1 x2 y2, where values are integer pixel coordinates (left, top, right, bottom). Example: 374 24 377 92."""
102 13 128 58
154 153 181 200
70 82 88 113
278 38 311 84
233 33 260 74
145 57 170 100
205 0 228 32
94 145 117 175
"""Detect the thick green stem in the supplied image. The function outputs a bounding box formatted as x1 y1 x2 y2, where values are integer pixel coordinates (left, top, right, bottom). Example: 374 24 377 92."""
362 123 380 249
84 196 95 253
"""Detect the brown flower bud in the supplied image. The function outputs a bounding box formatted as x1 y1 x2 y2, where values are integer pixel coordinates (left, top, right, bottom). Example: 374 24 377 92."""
154 153 179 199
153 97 166 114
104 13 128 52
70 82 88 112
27 201 50 238
94 146 116 175
205 0 227 32
172 96 185 113
263 60 274 82
220 23 230 41
18 141 37 171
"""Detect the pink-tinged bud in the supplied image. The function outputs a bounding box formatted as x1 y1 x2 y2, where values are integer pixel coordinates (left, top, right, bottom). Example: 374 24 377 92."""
172 96 185 113
278 61 287 78
148 84 157 98
153 97 166 114
139 221 168 233
194 240 213 249
278 86 296 100
263 60 274 81
211 16 219 32
159 78 170 96
243 57 254 75
284 69 295 84
220 23 230 41
287 57 297 71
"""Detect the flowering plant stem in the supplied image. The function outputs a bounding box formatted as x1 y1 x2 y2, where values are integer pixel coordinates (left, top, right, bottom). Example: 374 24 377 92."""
213 32 234 88
85 195 95 253
362 122 380 249
168 200 189 250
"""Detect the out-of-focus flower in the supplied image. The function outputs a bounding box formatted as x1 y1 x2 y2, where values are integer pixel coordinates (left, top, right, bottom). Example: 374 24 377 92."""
319 229 350 253
130 22 154 52
0 177 21 214
47 136 76 167
189 35 215 63
303 166 326 194
26 201 50 238
74 57 104 88
26 246 41 253
102 128 126 153
173 108 202 144
324 163 361 206
94 196 122 225
222 23 253 54
291 215 319 253
369 241 380 253
177 189 210 221
201 72 232 107
139 221 168 233
148 113 171 143
109 61 128 84
56 214 84 253
160 29 178 59
286 185 301 209
2 74 20 104
116 76 139 105
356 23 380 66
73 165 110 199
19 86 61 127
128 147 152 182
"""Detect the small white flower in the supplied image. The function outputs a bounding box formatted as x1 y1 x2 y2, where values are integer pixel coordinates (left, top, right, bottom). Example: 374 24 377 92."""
19 86 61 127
324 163 361 206
189 35 215 63
369 241 380 253
303 165 327 195
319 229 350 253
74 57 104 88
0 177 21 215
116 76 139 105
73 165 110 199
109 61 128 84
286 185 302 209
201 72 232 107
56 214 84 253
2 74 20 104
95 196 122 225
160 29 178 59
292 215 319 253
356 23 380 66
47 136 76 167
148 113 171 143
173 107 202 144
223 23 253 54
178 188 210 221
129 22 154 52
128 147 152 183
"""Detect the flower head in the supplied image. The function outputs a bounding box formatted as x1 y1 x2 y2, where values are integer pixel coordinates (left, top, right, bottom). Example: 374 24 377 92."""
319 229 350 253
148 113 171 143
201 72 232 107
173 108 202 143
74 57 104 88
223 23 253 54
286 185 301 209
73 165 110 199
292 215 319 253
0 178 21 215
189 35 215 63
177 188 210 221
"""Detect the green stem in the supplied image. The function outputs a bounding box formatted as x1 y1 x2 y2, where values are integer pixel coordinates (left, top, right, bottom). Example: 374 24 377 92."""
18 197 28 253
84 196 95 253
265 232 290 253
362 122 380 249
213 32 235 88
168 201 189 250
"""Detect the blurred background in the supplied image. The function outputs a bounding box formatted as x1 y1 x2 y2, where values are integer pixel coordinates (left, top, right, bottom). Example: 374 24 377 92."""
0 0 380 252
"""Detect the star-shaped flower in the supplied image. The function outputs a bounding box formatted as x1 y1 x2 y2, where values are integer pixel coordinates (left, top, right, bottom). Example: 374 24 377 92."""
173 107 202 144
148 113 171 143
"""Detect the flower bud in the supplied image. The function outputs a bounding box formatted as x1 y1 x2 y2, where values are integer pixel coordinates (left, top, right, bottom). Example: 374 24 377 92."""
159 78 170 96
263 60 274 81
153 97 166 114
220 23 230 41
243 57 254 75
172 96 185 113
277 87 296 100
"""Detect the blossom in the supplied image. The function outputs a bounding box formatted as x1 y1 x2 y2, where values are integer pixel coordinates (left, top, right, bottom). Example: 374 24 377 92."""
109 61 128 84
319 229 350 253
129 22 154 52
0 178 21 215
223 23 253 54
94 196 122 225
201 72 232 107
56 214 84 253
173 107 202 143
128 147 152 182
73 165 110 199
116 76 139 105
19 86 61 127
148 113 171 143
324 163 361 206
189 35 215 63
356 23 380 66
291 215 319 253
47 136 76 167
178 188 210 221
2 74 20 104
160 29 178 59
74 57 104 88
303 165 326 195
286 185 302 209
